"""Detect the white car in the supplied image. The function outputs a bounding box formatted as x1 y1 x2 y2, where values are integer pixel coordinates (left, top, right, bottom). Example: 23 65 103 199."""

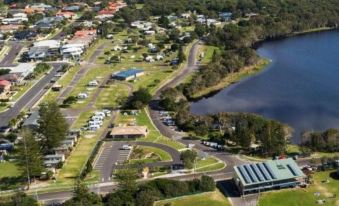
121 144 133 150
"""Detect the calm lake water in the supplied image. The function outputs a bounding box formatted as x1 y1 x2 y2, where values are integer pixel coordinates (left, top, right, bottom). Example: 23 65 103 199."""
190 30 339 142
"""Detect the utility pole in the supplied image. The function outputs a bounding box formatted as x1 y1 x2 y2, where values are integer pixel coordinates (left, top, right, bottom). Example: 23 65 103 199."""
23 135 31 190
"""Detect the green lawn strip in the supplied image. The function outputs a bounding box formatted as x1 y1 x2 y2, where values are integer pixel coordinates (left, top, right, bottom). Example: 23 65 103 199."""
195 163 226 173
137 146 172 161
199 45 219 64
258 171 339 206
136 109 185 150
56 109 109 183
195 157 219 169
0 162 21 178
154 190 231 206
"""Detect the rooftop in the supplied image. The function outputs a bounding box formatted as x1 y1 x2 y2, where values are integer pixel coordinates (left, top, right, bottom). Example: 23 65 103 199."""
234 158 306 187
113 68 144 78
110 126 148 136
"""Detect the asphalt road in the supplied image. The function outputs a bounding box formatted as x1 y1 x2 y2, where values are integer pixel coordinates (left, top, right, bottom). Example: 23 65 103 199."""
0 41 23 67
0 63 65 127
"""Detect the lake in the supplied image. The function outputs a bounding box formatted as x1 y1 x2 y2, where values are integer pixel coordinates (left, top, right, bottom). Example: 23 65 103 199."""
190 30 339 142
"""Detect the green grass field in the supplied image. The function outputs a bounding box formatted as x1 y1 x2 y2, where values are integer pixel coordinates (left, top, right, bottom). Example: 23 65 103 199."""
258 171 339 206
155 190 231 206
131 145 172 162
0 162 21 178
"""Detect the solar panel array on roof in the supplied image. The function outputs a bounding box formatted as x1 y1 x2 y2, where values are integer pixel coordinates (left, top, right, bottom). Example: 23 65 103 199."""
244 165 258 183
287 164 298 176
263 162 277 179
257 163 271 181
238 165 251 184
250 164 264 182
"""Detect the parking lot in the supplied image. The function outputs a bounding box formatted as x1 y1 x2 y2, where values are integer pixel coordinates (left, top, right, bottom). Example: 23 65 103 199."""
94 141 132 182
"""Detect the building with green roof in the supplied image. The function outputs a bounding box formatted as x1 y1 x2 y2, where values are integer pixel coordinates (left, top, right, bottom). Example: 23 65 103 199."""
233 158 306 195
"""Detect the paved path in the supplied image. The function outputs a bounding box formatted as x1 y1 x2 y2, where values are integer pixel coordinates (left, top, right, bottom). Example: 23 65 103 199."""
57 43 106 103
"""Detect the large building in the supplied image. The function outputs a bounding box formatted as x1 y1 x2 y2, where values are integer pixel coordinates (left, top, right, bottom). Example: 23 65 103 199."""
112 68 144 81
233 158 306 195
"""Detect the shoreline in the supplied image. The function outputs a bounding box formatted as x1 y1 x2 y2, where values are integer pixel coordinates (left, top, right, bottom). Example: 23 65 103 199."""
188 27 338 100
189 58 270 100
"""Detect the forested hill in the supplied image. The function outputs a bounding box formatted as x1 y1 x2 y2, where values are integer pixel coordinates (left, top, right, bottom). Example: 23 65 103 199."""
121 0 339 98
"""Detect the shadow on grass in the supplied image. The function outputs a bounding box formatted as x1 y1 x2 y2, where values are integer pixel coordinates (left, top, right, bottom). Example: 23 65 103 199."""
329 171 339 180
0 176 24 190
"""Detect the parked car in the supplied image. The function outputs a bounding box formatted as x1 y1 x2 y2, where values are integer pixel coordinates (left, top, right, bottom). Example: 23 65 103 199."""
121 145 133 150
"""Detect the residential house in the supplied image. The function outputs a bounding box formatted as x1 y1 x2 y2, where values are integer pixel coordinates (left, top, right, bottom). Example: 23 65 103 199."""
13 30 37 40
0 73 20 83
0 80 11 99
219 12 232 21
22 110 39 129
0 24 23 33
63 5 81 12
1 63 35 81
43 154 65 168
56 11 75 19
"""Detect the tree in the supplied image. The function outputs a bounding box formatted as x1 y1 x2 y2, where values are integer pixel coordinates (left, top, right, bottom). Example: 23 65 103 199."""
177 46 186 63
114 168 138 192
194 22 207 37
128 88 152 109
38 101 69 153
199 175 215 192
158 15 169 28
16 129 44 189
63 181 103 206
180 150 197 169
5 192 39 206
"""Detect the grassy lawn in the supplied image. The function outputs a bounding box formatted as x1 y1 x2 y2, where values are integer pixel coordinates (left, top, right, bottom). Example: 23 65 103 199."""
198 45 219 64
0 162 21 178
155 190 231 206
196 157 219 168
94 83 129 109
130 145 172 163
258 171 339 206
195 163 226 173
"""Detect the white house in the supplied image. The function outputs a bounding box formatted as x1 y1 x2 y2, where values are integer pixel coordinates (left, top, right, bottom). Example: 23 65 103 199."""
144 30 155 35
43 154 65 167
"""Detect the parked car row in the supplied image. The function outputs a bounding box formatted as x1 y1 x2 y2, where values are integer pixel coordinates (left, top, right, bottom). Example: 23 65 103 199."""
202 141 224 150
159 111 176 126
87 110 111 131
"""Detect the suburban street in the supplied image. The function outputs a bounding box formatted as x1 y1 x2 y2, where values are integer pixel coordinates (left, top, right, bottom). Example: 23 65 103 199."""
0 41 24 67
0 63 65 128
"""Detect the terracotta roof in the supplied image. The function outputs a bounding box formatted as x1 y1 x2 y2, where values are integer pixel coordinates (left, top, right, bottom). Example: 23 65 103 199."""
0 80 11 87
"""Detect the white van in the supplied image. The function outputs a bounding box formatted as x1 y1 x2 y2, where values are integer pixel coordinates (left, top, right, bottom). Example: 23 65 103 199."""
89 125 100 131
91 115 104 121
95 112 106 117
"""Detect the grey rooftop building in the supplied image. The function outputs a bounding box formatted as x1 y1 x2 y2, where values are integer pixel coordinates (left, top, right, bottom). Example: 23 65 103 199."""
233 158 306 195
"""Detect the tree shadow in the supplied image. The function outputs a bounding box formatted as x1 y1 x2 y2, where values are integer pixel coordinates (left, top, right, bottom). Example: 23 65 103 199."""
329 171 339 180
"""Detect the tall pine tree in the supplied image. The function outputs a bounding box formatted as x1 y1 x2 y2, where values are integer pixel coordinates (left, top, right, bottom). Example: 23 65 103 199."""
17 129 44 189
38 101 69 153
